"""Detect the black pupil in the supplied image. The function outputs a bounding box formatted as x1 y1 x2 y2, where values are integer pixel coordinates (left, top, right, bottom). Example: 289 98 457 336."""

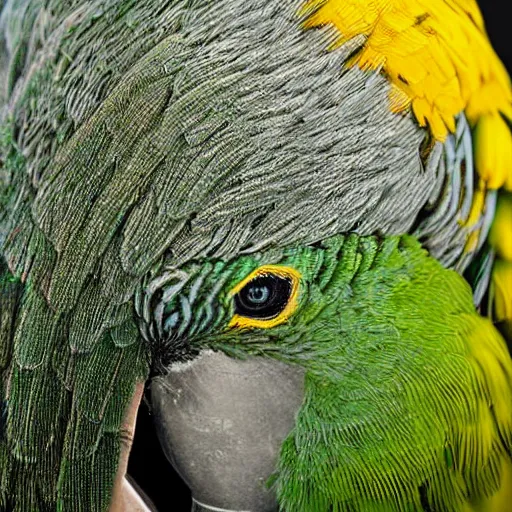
234 274 292 320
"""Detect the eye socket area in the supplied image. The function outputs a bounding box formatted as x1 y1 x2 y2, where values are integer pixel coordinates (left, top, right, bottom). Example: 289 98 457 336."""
234 274 292 318
229 265 301 329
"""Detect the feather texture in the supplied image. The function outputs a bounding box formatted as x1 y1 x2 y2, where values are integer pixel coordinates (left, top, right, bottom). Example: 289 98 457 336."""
0 0 511 510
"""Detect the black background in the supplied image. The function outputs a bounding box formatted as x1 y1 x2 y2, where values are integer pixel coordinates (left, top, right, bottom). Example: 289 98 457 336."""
127 3 512 510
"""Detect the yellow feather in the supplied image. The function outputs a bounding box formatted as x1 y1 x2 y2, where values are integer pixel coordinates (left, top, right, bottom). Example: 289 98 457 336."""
450 0 485 30
474 114 512 190
462 181 486 228
473 456 512 512
506 169 512 193
463 230 480 254
300 0 511 139
489 193 512 262
389 84 411 113
491 260 512 323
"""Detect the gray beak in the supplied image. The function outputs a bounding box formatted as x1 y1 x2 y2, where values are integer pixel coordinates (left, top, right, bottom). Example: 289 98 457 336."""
150 350 305 512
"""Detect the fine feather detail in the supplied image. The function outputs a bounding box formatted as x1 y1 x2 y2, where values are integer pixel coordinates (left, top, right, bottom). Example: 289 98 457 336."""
0 0 511 511
299 0 511 140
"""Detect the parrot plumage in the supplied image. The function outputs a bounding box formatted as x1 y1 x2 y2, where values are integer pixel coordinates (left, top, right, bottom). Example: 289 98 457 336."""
0 0 511 511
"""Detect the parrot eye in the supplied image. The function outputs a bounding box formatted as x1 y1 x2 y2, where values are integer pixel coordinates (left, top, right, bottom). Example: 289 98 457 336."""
234 274 291 319
229 265 301 329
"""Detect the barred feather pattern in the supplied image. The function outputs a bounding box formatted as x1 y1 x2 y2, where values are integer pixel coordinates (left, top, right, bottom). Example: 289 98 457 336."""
414 114 497 279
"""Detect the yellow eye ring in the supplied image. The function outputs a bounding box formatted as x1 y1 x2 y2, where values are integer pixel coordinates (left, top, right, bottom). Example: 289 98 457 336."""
228 265 301 329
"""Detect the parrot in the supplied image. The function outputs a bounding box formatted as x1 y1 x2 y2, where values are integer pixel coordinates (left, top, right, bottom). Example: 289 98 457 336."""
0 0 512 511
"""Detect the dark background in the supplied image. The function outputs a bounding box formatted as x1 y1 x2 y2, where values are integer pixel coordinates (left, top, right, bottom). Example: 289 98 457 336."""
479 2 511 71
127 3 511 510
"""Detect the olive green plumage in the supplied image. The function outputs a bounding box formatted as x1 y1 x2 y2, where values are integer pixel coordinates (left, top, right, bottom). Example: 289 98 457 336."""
0 271 149 511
